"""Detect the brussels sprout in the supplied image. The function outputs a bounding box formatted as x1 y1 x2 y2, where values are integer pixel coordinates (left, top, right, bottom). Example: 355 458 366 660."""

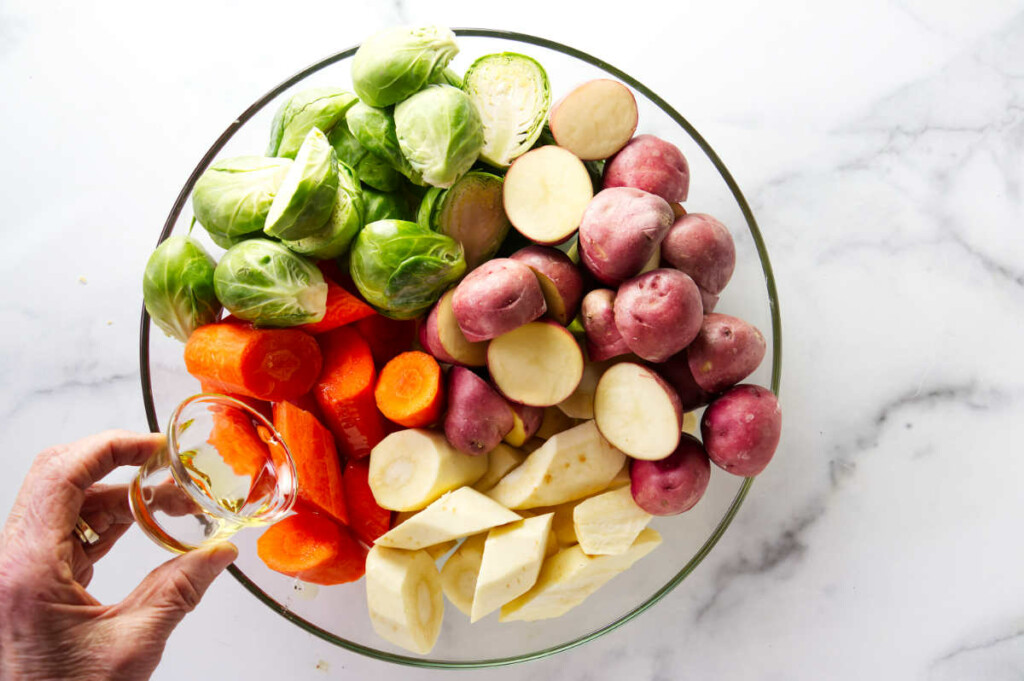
208 229 267 250
213 240 327 327
416 172 510 270
143 235 221 342
192 156 292 238
264 127 339 241
394 85 484 188
267 88 358 159
349 219 465 319
351 26 458 108
282 162 364 259
346 102 423 185
327 119 402 192
464 53 550 168
363 186 413 223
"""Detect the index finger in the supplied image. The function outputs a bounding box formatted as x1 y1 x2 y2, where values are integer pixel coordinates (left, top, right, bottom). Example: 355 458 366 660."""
20 430 166 537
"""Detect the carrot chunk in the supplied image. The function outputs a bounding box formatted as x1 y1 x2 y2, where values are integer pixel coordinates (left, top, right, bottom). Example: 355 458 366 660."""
374 351 444 427
256 511 366 585
273 401 348 526
353 315 418 367
314 327 385 459
343 458 392 546
299 278 376 335
185 323 322 402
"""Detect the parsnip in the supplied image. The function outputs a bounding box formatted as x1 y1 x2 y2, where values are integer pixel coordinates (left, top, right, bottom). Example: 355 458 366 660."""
439 534 487 616
375 487 521 550
471 513 553 622
499 528 662 622
472 443 526 493
573 486 652 556
365 546 444 654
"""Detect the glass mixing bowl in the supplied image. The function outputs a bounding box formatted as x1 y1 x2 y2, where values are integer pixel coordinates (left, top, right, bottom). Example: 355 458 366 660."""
140 28 782 668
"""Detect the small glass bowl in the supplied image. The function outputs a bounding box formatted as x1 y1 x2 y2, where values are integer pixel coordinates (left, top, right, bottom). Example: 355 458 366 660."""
130 393 296 553
140 28 781 668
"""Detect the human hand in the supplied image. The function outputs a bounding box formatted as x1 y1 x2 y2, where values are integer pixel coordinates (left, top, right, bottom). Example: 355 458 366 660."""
0 430 239 681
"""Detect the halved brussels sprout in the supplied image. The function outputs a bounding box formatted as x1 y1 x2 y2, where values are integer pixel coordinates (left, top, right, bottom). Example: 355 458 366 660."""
394 85 484 188
346 103 423 185
282 161 364 259
351 26 458 107
416 171 510 270
192 156 292 238
264 128 339 241
363 186 413 223
327 119 401 192
267 88 358 159
464 53 551 168
143 235 221 342
213 240 327 327
349 219 465 319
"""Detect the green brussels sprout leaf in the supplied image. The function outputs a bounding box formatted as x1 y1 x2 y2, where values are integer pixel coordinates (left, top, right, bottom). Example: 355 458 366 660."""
282 161 365 259
264 127 339 240
267 88 358 159
192 156 292 238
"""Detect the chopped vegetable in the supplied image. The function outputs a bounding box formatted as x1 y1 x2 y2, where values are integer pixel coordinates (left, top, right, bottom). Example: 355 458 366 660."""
281 160 365 260
257 511 367 586
273 401 348 526
344 458 392 546
353 314 419 366
314 326 385 459
373 351 444 428
298 277 375 335
192 156 292 240
143 235 221 343
264 127 339 240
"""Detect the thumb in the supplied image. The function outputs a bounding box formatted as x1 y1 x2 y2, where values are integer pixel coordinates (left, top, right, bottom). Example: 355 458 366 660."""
119 542 238 636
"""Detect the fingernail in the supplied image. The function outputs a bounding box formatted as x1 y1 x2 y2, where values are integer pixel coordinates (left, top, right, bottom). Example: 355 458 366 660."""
206 542 238 571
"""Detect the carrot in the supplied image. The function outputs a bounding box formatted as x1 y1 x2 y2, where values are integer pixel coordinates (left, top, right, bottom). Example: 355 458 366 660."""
314 327 386 459
199 382 273 421
354 315 418 367
344 458 391 546
273 401 348 526
185 323 322 402
299 278 376 335
373 351 444 427
207 407 270 478
256 511 366 585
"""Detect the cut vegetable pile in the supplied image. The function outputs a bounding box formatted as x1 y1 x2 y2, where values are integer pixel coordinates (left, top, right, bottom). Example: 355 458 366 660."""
142 25 782 655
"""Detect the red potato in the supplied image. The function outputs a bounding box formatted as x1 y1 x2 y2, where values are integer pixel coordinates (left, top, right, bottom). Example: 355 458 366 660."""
452 258 547 343
487 320 584 407
699 287 719 314
503 145 594 244
581 289 631 362
548 79 638 161
687 314 767 394
593 362 682 461
505 403 544 447
630 433 711 515
655 350 712 412
614 269 703 362
669 203 687 219
418 288 489 367
603 135 690 203
701 384 781 477
661 213 736 295
509 246 584 325
444 367 514 456
578 187 674 285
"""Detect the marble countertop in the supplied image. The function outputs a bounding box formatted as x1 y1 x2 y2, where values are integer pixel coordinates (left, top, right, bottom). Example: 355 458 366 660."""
2 1 1022 678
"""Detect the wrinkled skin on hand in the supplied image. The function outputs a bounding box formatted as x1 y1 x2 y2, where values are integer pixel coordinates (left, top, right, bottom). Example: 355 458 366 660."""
0 430 238 681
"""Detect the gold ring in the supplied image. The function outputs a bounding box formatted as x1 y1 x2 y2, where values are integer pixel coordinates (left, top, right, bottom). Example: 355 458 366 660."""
73 516 100 545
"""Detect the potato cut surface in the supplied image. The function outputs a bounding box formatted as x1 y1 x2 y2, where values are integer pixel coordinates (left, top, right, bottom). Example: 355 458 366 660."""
503 146 593 244
594 362 682 460
488 322 584 407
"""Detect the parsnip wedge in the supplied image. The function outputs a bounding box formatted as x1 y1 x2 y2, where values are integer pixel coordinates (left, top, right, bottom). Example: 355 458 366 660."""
375 487 521 550
369 429 488 511
499 528 662 622
365 546 444 654
486 420 625 509
573 486 653 556
471 513 554 622
439 533 487 616
392 511 459 560
472 443 526 493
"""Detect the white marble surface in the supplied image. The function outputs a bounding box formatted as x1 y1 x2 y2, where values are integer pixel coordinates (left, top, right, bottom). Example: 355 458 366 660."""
2 0 1023 678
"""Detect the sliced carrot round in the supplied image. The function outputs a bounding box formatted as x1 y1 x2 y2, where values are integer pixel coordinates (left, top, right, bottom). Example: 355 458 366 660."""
374 351 444 428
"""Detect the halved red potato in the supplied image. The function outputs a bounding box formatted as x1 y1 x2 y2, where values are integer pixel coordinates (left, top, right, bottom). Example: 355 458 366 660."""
549 79 638 161
488 321 584 407
593 362 683 461
509 246 585 325
418 288 489 367
503 146 593 244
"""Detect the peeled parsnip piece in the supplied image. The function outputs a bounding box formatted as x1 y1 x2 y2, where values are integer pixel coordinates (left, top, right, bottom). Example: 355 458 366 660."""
471 513 554 622
499 528 662 622
365 546 444 655
391 511 459 560
573 486 653 556
375 487 521 550
486 421 625 509
549 79 638 161
369 429 488 511
607 462 631 490
440 533 487 616
503 145 593 244
593 362 683 461
472 443 526 493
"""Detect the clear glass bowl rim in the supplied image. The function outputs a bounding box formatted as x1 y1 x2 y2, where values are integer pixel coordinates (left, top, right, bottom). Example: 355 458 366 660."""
138 27 783 669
